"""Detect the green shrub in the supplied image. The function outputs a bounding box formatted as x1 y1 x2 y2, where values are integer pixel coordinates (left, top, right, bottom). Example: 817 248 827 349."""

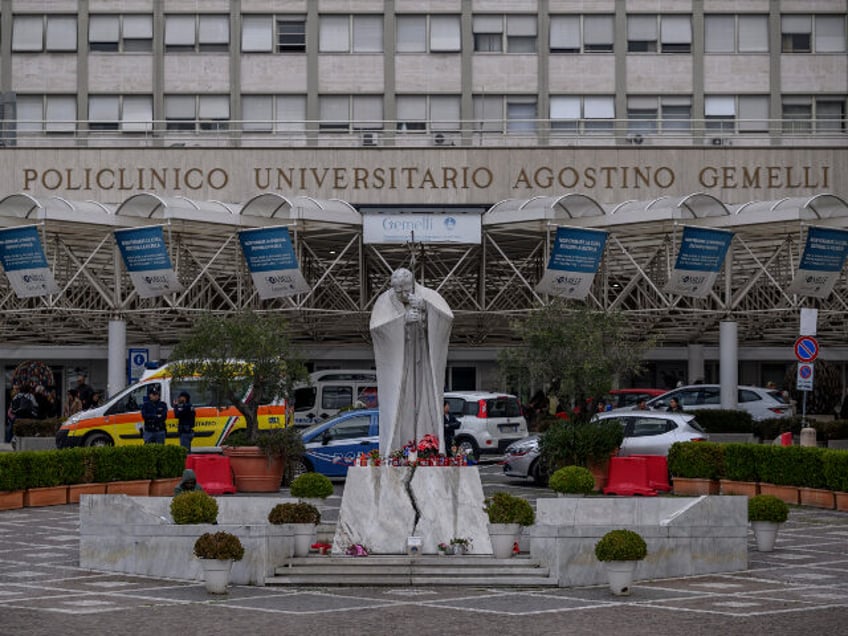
812 419 848 441
755 445 823 487
122 446 159 480
722 443 760 482
754 416 803 442
21 450 62 488
194 532 244 561
268 502 321 525
55 447 88 485
171 491 219 524
289 472 334 499
823 450 848 492
156 445 188 478
791 446 828 489
748 494 789 523
0 453 28 491
549 465 595 495
483 492 535 526
667 442 724 479
594 529 647 562
689 410 754 435
540 419 624 470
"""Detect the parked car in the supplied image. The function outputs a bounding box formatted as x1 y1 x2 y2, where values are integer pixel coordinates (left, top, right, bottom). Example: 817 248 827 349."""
605 388 666 409
296 408 379 478
640 384 793 421
502 411 708 485
443 391 528 459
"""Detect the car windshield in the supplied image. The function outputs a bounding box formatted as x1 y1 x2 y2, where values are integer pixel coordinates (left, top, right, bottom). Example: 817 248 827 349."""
767 390 788 404
688 417 706 433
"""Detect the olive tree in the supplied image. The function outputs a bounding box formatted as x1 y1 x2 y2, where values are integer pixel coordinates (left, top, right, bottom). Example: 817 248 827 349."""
170 311 308 442
499 301 651 418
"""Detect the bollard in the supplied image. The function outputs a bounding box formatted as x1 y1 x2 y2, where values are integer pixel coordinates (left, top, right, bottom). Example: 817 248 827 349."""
800 427 817 447
780 431 793 446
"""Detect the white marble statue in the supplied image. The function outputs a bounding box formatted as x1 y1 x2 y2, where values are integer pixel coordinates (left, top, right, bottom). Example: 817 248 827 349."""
370 268 453 454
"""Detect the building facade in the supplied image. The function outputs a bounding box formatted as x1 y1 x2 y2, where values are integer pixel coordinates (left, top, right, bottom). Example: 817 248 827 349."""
0 1 846 407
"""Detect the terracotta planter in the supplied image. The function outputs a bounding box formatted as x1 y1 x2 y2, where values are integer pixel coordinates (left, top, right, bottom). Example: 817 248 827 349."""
149 477 182 497
672 477 719 496
758 483 800 506
834 492 848 512
24 486 69 507
106 480 152 496
720 480 760 497
0 490 25 511
799 487 835 510
223 446 284 493
68 483 107 503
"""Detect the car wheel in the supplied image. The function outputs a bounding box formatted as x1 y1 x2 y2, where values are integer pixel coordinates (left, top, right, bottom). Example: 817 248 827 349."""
455 437 479 460
530 459 548 486
84 432 113 447
288 457 313 479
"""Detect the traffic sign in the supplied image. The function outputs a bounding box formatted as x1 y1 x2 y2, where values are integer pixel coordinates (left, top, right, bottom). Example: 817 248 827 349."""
797 362 814 391
794 335 819 363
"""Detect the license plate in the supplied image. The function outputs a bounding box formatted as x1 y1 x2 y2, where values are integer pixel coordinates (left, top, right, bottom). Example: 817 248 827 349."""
499 424 517 433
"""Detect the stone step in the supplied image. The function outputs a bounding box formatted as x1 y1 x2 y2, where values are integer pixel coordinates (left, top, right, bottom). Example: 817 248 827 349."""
266 555 556 587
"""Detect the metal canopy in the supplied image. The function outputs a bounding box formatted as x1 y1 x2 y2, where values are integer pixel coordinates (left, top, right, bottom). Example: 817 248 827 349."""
0 191 845 350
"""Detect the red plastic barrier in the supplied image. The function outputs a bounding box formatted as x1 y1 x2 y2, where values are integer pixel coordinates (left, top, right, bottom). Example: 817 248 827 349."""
628 454 671 492
780 431 793 446
603 456 657 496
186 454 237 495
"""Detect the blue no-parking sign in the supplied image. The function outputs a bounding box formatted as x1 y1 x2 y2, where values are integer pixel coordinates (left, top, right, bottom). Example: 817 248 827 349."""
797 362 814 391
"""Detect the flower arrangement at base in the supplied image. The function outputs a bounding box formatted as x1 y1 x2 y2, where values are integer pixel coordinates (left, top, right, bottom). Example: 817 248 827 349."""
437 542 450 554
417 434 440 459
368 449 381 466
345 543 369 556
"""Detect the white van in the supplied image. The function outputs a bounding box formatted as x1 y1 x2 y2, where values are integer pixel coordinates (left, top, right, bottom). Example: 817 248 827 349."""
292 369 378 428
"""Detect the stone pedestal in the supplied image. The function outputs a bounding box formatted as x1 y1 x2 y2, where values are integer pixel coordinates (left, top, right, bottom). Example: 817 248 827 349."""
332 465 493 555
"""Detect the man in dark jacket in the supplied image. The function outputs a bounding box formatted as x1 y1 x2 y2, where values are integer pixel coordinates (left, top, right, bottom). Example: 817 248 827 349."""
174 391 196 451
174 469 204 495
443 401 460 454
140 388 168 444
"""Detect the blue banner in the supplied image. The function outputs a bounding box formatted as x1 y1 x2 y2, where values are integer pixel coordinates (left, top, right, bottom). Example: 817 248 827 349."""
789 226 848 298
664 226 734 298
114 226 182 298
238 226 310 299
0 225 59 297
536 227 608 299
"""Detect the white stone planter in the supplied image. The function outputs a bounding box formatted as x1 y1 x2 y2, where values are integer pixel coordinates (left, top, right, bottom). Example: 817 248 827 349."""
489 523 520 559
292 524 317 557
751 521 780 552
604 560 638 596
199 558 233 594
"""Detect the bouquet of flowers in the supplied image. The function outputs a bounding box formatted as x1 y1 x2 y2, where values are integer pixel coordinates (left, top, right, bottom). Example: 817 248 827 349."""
417 434 440 459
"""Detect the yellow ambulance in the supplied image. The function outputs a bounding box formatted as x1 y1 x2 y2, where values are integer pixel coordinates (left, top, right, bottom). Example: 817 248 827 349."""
55 364 287 448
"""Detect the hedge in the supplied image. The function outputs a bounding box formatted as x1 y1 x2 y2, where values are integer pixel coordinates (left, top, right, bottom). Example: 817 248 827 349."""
823 450 848 492
0 445 187 491
722 443 760 482
667 442 724 479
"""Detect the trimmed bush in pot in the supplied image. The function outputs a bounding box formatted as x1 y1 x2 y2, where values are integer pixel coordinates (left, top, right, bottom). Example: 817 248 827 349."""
483 492 535 559
289 472 334 499
748 494 789 552
193 531 245 594
269 502 321 557
549 465 595 495
594 529 648 596
171 491 219 525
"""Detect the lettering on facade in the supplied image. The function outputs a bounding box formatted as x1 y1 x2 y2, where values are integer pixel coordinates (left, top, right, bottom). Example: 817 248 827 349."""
19 164 832 195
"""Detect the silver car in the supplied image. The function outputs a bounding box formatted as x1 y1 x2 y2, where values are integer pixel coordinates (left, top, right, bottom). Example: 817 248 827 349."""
502 411 708 485
641 384 792 421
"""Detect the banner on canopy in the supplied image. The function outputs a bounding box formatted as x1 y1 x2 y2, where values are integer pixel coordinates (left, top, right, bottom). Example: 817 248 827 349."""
664 226 734 298
788 226 848 298
114 225 183 299
536 226 608 299
0 225 60 298
238 226 310 299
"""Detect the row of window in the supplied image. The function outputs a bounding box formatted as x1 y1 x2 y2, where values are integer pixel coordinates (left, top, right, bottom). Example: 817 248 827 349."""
10 13 848 54
14 94 845 136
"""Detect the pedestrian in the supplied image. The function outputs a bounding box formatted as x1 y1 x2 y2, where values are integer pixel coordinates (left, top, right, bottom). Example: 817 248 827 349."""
443 401 460 454
63 388 83 418
76 374 94 410
140 387 168 444
174 391 196 451
173 468 204 495
667 397 684 413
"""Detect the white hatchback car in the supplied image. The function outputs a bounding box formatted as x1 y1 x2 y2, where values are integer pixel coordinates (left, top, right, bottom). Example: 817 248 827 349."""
443 391 528 459
643 384 793 421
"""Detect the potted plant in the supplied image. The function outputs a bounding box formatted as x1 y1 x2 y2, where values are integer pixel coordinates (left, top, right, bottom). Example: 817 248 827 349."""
540 419 624 490
170 311 309 492
289 472 334 500
170 491 219 524
193 531 245 594
549 465 596 496
449 537 472 555
268 501 321 557
748 494 789 552
594 529 648 596
483 492 535 559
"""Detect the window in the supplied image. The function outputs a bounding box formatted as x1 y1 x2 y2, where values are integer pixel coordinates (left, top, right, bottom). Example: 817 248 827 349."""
45 96 76 133
396 96 427 131
583 15 614 52
242 15 306 53
627 96 658 134
473 15 536 52
631 417 676 437
319 15 383 53
396 15 426 52
12 15 77 52
738 96 769 132
277 18 306 52
661 97 691 132
782 97 812 133
319 95 384 133
816 99 846 132
628 15 691 53
16 96 45 134
165 95 230 131
88 96 120 131
660 15 691 53
549 16 580 53
164 14 229 52
815 15 846 52
627 96 690 134
552 96 615 133
705 96 736 133
322 386 353 410
705 15 734 53
627 15 657 52
429 15 461 52
122 96 153 132
782 15 811 52
506 98 537 133
325 414 372 441
550 15 613 53
90 15 153 52
430 96 461 132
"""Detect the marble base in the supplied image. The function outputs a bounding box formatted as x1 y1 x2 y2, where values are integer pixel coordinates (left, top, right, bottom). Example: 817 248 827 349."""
332 465 493 555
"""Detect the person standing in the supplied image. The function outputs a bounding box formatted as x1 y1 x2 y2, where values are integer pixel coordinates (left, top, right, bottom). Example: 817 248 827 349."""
76 375 94 410
140 388 168 444
443 401 460 454
174 391 196 451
